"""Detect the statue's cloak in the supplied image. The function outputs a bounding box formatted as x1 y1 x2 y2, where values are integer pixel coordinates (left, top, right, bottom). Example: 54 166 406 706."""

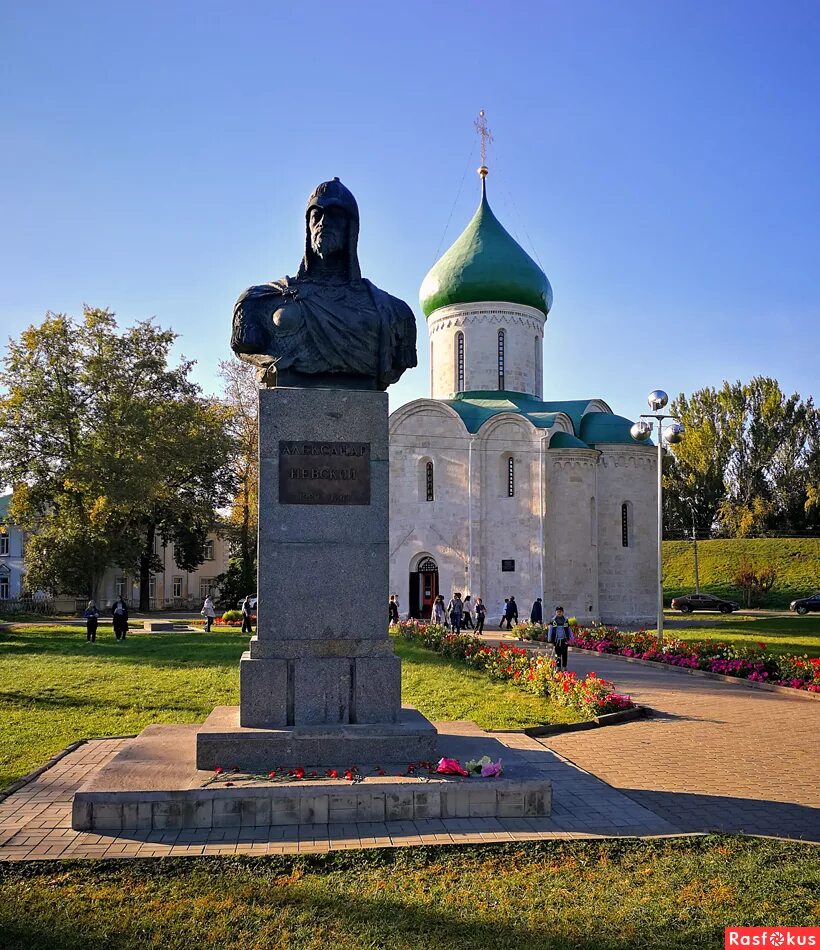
230 177 417 390
232 277 416 389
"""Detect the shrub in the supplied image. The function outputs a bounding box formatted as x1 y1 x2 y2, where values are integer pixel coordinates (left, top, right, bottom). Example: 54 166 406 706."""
221 609 243 622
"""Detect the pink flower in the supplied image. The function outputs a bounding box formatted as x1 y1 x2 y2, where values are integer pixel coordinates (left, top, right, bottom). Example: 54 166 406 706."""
436 757 469 777
480 759 503 778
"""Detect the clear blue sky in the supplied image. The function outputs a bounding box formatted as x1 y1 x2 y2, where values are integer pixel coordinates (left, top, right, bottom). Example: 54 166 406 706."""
2 1 818 419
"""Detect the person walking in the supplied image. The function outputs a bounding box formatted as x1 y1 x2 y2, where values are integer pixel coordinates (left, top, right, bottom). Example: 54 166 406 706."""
241 595 254 635
530 597 543 624
474 597 487 634
549 606 572 670
432 594 446 626
201 595 216 633
462 595 474 629
84 600 100 643
388 594 399 625
447 592 464 634
111 596 129 640
499 598 510 629
505 596 519 629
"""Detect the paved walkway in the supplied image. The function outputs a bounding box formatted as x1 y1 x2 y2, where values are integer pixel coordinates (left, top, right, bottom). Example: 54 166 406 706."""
0 643 818 860
530 644 820 841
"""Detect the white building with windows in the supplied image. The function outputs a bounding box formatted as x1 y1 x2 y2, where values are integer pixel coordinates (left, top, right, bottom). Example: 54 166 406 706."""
96 533 230 609
388 173 657 624
0 491 229 609
0 494 25 602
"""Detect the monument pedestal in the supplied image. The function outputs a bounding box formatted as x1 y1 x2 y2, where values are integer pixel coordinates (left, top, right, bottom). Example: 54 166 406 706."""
196 387 437 771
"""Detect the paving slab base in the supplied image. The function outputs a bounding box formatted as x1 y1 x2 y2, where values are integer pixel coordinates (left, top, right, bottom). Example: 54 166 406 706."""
73 721 551 832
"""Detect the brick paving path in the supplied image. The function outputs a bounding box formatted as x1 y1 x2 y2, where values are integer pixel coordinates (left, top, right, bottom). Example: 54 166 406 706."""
0 734 677 861
533 646 820 841
1 643 818 861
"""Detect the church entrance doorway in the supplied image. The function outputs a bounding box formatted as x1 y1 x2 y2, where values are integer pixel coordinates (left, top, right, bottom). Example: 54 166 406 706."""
409 556 438 619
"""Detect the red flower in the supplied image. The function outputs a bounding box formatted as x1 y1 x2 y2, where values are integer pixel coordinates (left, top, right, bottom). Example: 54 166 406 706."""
344 769 354 781
268 770 277 778
214 767 223 775
326 769 338 779
309 771 317 777
294 767 305 780
758 643 767 650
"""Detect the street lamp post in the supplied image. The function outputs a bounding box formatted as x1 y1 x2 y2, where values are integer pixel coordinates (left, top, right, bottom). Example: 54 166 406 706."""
691 506 700 595
630 390 684 645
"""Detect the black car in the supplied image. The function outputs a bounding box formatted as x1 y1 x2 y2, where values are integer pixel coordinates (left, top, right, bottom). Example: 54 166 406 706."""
670 593 740 614
790 593 820 615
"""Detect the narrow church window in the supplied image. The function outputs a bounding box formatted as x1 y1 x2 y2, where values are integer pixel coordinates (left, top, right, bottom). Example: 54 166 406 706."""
621 502 630 547
535 336 541 395
507 456 515 497
497 330 505 390
456 332 465 392
426 461 434 502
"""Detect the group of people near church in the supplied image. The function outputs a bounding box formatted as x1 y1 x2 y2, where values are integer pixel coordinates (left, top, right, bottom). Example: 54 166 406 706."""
388 592 573 669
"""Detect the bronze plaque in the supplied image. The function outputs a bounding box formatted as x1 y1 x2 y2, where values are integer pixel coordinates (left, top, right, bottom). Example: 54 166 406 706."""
279 441 371 505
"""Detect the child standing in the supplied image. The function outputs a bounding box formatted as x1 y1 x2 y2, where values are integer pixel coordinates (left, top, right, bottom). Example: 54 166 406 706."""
549 606 572 670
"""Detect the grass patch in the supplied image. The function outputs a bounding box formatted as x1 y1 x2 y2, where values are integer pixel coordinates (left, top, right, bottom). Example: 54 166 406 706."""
664 537 820 608
0 626 581 790
0 837 817 949
662 615 820 658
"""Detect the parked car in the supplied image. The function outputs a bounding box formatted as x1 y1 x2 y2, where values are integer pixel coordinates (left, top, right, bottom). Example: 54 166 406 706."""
246 594 258 610
670 593 740 614
790 593 820 615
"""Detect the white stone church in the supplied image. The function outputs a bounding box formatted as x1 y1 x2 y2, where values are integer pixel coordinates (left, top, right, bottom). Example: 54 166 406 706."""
388 172 657 625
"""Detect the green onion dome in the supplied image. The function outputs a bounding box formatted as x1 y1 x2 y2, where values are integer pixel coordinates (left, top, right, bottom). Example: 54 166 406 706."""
420 179 553 318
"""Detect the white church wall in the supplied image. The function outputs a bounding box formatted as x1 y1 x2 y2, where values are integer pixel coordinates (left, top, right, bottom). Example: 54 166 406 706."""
596 446 658 624
389 402 473 616
474 416 543 621
427 302 545 399
543 450 599 624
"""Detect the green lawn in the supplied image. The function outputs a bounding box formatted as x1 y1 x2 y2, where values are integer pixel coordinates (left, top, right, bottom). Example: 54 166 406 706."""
0 838 817 949
0 625 582 790
660 614 820 657
664 537 820 608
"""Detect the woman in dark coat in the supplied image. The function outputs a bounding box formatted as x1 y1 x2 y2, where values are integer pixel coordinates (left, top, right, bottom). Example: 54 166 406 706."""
112 596 129 640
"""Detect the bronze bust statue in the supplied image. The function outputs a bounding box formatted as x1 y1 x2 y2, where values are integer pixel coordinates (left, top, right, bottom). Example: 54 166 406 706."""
231 178 417 390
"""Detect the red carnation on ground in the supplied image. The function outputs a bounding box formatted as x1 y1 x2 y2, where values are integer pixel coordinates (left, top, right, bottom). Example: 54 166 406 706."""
214 767 223 775
268 770 277 778
344 769 354 781
294 767 305 780
326 769 338 779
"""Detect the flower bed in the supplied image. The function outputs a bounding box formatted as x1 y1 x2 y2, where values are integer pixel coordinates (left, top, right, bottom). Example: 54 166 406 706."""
394 621 634 716
516 621 820 693
189 617 253 628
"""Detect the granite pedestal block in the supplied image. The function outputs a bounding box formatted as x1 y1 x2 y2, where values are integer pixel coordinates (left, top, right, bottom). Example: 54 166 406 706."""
197 706 437 771
196 387 437 768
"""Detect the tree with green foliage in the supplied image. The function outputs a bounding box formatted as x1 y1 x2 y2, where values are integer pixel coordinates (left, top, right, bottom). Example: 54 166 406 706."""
0 308 234 605
214 358 259 607
665 376 819 538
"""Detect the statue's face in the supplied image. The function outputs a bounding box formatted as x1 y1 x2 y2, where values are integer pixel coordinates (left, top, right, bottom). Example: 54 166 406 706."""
309 205 347 258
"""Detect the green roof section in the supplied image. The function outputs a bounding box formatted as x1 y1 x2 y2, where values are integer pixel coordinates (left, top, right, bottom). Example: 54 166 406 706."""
440 391 649 447
443 391 562 434
579 412 645 445
548 432 591 450
420 179 553 318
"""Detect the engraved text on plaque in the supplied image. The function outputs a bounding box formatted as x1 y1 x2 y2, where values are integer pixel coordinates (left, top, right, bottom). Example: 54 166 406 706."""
279 441 371 505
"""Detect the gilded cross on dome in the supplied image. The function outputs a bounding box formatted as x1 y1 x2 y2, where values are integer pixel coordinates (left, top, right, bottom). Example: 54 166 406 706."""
474 110 493 178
